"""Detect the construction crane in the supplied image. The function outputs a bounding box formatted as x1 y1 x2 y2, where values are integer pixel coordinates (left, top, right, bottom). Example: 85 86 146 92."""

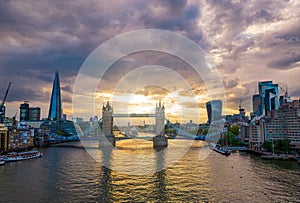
0 82 12 122
279 84 288 97
14 111 18 119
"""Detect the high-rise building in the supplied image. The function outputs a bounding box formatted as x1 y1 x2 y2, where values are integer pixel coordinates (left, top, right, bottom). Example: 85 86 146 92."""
20 102 29 121
0 105 5 122
41 71 77 136
258 81 279 115
71 117 84 124
206 100 222 125
249 100 300 150
48 71 63 121
0 124 9 151
20 102 41 121
29 107 41 121
266 101 300 144
252 94 262 116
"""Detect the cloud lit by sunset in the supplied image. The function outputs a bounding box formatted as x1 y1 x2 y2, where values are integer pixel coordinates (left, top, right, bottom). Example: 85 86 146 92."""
1 0 299 124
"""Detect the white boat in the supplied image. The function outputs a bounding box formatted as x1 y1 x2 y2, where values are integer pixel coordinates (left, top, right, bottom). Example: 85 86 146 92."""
0 160 5 166
210 143 231 156
1 150 43 162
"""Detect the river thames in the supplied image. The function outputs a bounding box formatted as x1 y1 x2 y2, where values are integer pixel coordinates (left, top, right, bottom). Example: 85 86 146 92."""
0 139 299 202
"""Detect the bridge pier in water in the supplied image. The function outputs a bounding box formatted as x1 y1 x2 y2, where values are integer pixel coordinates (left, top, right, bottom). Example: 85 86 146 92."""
153 136 168 148
153 101 168 148
98 135 116 147
100 102 116 147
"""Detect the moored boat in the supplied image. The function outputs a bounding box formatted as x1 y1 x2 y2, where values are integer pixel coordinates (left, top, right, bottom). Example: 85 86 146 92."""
210 143 231 156
0 160 5 166
1 150 42 162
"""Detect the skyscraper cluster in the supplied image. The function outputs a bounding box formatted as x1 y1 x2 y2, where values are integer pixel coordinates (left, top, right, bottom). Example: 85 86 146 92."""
40 71 77 136
252 81 279 116
248 81 300 151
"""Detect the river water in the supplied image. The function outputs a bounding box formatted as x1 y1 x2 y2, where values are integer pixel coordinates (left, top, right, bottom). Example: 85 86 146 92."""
0 140 299 202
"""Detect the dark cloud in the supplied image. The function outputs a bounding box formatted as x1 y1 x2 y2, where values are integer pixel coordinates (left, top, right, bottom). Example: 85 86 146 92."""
289 89 300 99
0 82 50 103
61 85 73 93
252 10 275 22
158 0 188 15
97 50 203 94
0 0 299 118
267 55 300 70
224 79 239 89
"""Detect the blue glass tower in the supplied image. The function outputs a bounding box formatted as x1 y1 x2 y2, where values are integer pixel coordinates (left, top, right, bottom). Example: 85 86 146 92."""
48 71 62 121
258 81 279 115
206 100 222 125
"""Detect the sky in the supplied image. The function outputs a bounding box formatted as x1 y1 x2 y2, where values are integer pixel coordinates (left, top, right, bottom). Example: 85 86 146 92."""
0 0 299 124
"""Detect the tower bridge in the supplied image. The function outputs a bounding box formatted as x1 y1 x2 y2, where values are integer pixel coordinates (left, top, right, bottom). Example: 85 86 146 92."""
100 101 168 148
96 101 219 148
112 113 156 117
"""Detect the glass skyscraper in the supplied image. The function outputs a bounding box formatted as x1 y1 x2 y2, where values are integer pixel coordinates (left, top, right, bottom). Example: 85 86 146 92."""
258 81 279 115
48 71 62 121
206 100 222 125
252 94 262 116
20 102 29 121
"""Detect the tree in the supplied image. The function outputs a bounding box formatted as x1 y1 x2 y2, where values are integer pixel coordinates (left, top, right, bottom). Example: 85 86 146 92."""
282 138 291 153
202 129 209 135
262 141 272 152
228 126 239 135
263 139 291 153
218 130 244 146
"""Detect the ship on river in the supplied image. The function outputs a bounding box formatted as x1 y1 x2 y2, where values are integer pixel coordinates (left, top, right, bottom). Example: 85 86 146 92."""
0 150 42 162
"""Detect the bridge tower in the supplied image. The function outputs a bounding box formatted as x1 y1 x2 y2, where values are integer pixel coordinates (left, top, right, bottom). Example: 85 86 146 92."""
100 101 115 147
153 101 168 148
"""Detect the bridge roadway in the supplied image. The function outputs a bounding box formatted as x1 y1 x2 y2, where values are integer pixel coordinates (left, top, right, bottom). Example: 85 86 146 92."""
112 113 156 117
80 118 221 142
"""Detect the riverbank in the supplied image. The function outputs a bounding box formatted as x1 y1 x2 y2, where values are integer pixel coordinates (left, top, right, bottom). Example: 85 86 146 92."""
246 149 300 162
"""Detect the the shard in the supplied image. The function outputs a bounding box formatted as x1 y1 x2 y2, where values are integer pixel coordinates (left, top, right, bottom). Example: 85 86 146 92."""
48 71 62 121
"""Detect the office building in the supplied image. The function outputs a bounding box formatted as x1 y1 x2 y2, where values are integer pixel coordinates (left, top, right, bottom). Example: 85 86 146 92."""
249 100 300 150
40 120 77 136
248 117 266 151
265 100 300 149
206 100 222 125
7 119 34 150
258 81 279 115
279 95 292 106
48 71 63 121
29 107 41 121
0 124 9 151
20 102 41 121
252 94 262 116
71 117 84 124
20 102 29 121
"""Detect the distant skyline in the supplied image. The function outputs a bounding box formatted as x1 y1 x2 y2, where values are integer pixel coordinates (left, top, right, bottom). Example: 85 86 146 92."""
0 0 299 123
